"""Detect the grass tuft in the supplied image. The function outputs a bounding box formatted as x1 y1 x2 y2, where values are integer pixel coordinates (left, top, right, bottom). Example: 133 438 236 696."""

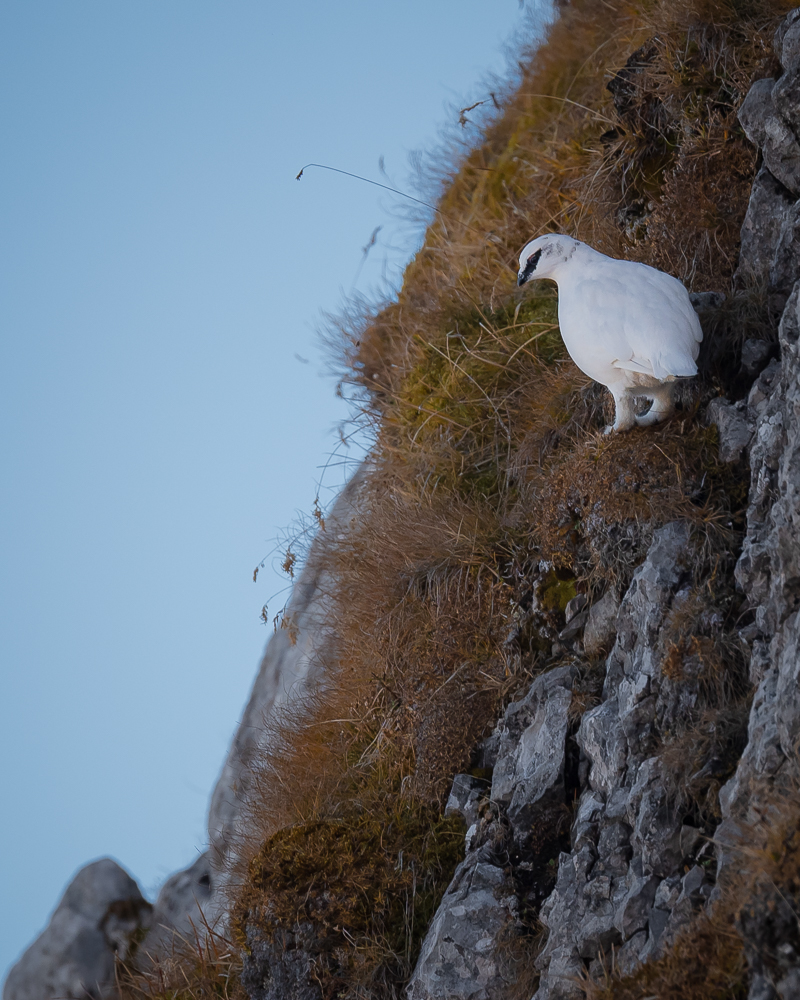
232 804 463 999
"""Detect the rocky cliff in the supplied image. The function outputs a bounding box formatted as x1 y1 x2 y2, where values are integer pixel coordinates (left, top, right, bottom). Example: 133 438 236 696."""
404 15 800 999
5 4 800 1000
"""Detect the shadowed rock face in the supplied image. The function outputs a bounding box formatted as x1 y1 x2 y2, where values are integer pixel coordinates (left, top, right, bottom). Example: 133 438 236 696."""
2 859 151 1000
406 520 720 1000
407 860 520 1000
133 852 216 968
405 667 579 1000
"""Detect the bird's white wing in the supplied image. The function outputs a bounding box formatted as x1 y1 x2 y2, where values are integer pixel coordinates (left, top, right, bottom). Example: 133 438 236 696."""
612 355 660 376
586 263 702 380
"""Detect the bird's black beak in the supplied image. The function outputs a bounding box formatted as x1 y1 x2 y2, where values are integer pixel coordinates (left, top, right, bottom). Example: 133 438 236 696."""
517 272 527 287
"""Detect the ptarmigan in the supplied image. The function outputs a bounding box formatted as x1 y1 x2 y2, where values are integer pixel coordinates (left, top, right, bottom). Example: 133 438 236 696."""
516 234 702 432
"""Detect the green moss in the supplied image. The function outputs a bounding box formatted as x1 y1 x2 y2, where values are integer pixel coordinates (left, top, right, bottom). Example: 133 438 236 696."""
539 568 578 614
234 801 464 997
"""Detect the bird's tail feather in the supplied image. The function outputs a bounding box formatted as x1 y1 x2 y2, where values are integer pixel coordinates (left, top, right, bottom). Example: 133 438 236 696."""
653 352 698 380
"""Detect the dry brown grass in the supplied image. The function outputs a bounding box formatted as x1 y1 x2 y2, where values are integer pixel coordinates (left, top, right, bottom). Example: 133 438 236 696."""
653 563 752 823
520 414 746 588
583 905 749 999
119 918 247 1000
339 0 784 404
659 704 750 821
220 483 527 997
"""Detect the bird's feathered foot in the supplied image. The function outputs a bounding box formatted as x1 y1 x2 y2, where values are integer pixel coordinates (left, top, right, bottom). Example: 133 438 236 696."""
634 384 675 427
605 389 636 434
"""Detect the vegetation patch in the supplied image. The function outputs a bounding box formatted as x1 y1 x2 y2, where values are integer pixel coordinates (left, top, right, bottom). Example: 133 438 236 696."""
583 904 749 999
233 805 463 999
524 417 747 586
120 921 247 1000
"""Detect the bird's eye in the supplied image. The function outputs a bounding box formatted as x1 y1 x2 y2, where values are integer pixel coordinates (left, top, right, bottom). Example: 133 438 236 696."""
527 254 536 265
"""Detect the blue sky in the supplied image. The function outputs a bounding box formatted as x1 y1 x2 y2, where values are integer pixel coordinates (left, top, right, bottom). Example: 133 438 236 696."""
0 0 541 980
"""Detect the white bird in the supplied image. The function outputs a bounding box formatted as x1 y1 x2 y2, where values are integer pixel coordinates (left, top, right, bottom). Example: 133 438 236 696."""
516 234 702 432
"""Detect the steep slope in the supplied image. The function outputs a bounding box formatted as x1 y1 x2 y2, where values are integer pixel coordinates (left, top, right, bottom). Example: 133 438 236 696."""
224 1 799 998
6 1 800 998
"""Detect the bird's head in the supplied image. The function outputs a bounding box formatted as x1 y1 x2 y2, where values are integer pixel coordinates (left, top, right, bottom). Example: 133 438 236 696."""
517 234 580 286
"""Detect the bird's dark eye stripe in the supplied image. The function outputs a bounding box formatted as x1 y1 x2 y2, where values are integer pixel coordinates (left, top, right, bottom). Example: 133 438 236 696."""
521 248 542 279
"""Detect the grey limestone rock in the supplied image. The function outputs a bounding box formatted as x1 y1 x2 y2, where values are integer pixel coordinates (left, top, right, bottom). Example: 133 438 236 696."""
136 852 218 965
510 43 800 994
445 773 489 832
735 18 800 305
490 664 577 844
614 930 648 976
749 357 783 415
411 665 581 999
596 820 632 876
739 78 778 150
679 824 705 859
577 698 627 798
406 861 519 1000
583 590 620 656
739 78 800 197
534 847 607 1000
736 166 796 289
3 859 151 1000
627 759 682 879
771 202 800 305
742 338 774 377
667 865 713 933
559 608 589 643
565 594 588 622
776 9 800 73
653 874 682 911
240 924 322 1000
689 290 726 310
715 278 800 993
532 523 706 998
614 873 659 939
408 780 523 1000
773 63 800 137
560 594 590 642
749 973 780 1000
777 971 800 999
706 397 754 462
736 283 800 636
737 857 800 1000
602 520 692 701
